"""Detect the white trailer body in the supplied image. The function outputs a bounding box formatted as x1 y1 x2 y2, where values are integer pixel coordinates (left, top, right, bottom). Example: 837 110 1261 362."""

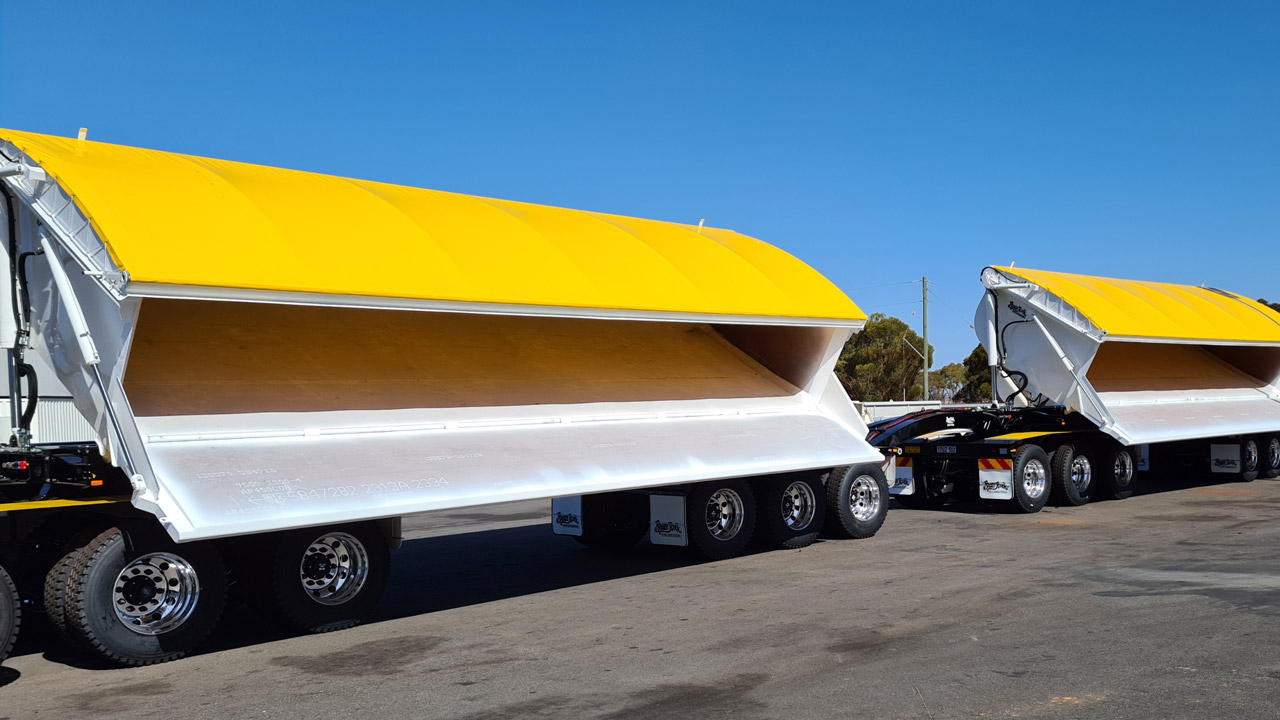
976 266 1280 447
0 129 884 666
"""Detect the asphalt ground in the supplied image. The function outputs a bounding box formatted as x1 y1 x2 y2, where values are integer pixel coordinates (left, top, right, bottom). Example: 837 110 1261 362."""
2 473 1279 719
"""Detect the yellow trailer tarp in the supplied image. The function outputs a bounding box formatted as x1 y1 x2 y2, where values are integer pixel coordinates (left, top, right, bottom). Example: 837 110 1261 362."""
1 129 864 324
995 266 1280 344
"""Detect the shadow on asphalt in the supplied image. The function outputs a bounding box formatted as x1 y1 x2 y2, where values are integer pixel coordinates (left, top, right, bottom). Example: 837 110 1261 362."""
891 470 1268 515
12 523 724 666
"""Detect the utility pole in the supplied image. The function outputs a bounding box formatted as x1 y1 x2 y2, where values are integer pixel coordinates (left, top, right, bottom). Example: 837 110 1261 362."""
921 276 929 402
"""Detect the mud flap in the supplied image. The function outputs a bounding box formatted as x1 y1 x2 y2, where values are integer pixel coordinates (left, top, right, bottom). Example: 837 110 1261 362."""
648 494 687 547
978 458 1014 500
551 496 583 536
890 456 914 495
1210 444 1241 474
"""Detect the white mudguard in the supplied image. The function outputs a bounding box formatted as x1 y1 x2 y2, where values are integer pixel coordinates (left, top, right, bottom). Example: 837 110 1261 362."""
978 458 1015 500
1210 444 1241 474
648 494 687 547
550 496 583 536
891 456 915 495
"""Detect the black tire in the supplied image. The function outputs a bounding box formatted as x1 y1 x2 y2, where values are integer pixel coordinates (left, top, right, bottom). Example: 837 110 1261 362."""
758 473 827 549
1050 443 1096 506
824 464 890 539
1 564 19 665
687 480 756 560
1240 438 1261 482
1010 445 1050 513
252 523 391 633
66 527 227 666
574 492 648 550
44 546 92 652
1097 445 1137 500
1263 435 1280 479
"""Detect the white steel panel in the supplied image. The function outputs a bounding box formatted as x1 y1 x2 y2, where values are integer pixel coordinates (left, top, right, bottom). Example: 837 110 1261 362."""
143 411 881 541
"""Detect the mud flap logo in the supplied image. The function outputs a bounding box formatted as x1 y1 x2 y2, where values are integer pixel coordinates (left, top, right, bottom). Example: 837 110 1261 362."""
554 512 581 529
653 521 684 537
893 457 915 496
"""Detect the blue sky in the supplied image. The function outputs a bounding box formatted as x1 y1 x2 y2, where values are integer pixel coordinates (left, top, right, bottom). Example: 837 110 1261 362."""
2 2 1277 365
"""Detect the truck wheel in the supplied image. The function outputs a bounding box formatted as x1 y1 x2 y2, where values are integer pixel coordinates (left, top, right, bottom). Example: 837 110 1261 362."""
1240 438 1261 482
575 492 648 550
255 523 391 633
687 480 756 560
66 527 226 666
824 464 889 539
759 473 826 549
1097 446 1137 500
1264 436 1280 479
1010 445 1050 513
1 564 18 665
1050 443 1095 506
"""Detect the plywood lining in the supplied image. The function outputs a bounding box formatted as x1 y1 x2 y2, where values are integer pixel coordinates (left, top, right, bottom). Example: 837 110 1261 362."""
123 299 796 417
1086 342 1267 393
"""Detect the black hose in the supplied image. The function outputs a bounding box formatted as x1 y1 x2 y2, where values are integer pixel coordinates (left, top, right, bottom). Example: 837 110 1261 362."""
15 362 36 431
16 250 36 327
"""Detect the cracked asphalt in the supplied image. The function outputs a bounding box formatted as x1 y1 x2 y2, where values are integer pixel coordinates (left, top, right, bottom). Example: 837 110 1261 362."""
2 472 1279 719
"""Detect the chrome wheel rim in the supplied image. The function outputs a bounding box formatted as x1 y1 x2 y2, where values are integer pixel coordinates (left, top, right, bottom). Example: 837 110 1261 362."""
300 533 370 606
1268 438 1280 471
781 480 817 531
113 552 200 636
849 475 882 522
1023 459 1047 499
705 489 746 541
1243 440 1259 472
1070 455 1093 492
1114 451 1134 488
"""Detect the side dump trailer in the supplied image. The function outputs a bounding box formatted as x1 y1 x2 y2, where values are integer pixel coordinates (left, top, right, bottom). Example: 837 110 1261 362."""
873 266 1280 512
0 129 887 666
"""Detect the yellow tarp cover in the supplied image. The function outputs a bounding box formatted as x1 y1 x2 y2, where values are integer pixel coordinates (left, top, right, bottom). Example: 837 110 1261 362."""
997 267 1280 344
1 129 864 323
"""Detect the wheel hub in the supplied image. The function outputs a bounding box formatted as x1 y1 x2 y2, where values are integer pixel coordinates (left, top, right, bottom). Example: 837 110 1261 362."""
1023 460 1047 498
299 533 370 606
781 481 816 531
704 489 745 541
1070 456 1093 492
849 475 882 522
112 552 200 636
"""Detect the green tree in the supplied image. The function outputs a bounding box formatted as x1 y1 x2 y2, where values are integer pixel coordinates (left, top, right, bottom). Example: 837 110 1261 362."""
836 313 932 401
929 362 966 402
956 344 992 403
1258 298 1280 312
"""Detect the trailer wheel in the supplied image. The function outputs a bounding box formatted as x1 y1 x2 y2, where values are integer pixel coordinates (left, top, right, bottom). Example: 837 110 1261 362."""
575 492 648 550
1264 436 1280 479
66 527 226 666
1097 446 1137 500
1010 445 1050 513
0 564 19 665
1050 443 1095 506
687 480 756 560
759 473 827 549
824 464 890 539
44 546 92 652
1240 438 1260 482
255 523 391 633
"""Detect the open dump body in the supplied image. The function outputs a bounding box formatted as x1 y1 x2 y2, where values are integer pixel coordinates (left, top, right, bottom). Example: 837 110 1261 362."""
0 129 879 541
976 266 1280 446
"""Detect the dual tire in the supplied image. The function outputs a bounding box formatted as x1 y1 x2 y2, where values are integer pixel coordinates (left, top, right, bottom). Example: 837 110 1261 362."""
1264 435 1280 479
1050 443 1096 506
